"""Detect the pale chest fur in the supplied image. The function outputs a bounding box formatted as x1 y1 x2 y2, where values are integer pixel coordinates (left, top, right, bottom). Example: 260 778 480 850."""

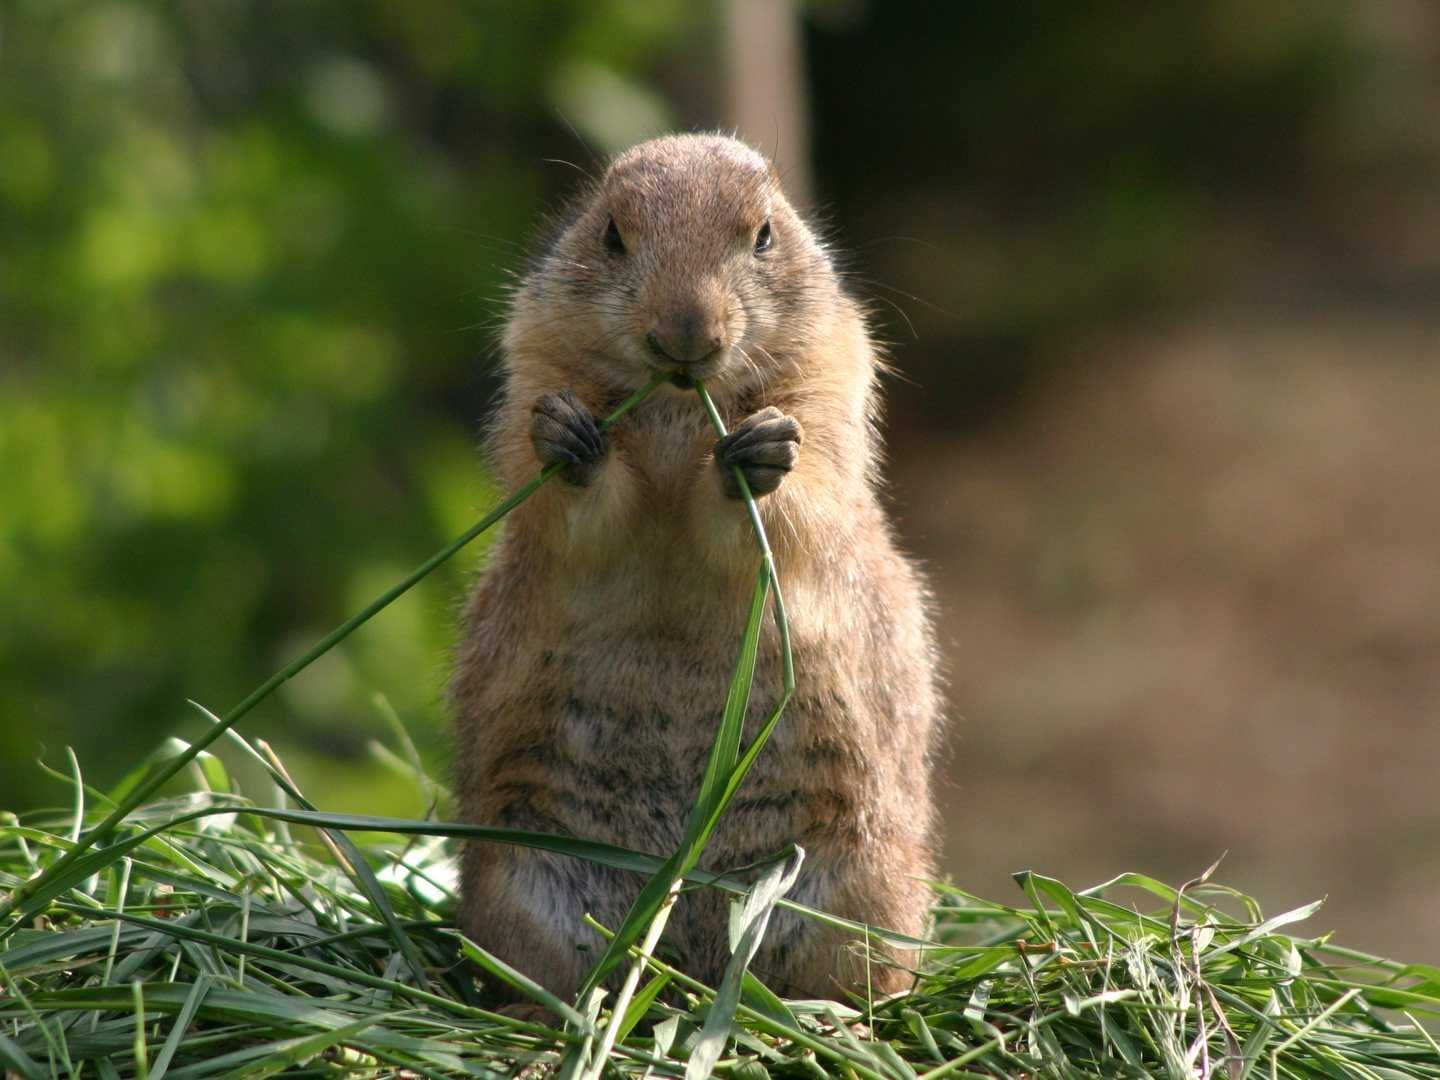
550 390 763 627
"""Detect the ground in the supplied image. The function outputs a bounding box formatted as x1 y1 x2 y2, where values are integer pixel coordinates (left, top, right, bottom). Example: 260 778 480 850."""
894 307 1440 963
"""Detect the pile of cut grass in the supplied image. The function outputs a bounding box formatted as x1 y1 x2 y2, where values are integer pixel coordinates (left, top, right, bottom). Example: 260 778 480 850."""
2 756 1438 1078
4 373 1439 1077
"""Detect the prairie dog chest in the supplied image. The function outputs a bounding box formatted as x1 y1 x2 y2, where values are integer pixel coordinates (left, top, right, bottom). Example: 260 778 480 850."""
616 393 720 501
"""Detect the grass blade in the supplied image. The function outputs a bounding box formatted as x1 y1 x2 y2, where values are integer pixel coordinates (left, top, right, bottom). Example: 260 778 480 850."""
0 1031 43 1080
686 848 805 1080
692 566 771 814
452 935 589 1032
148 975 211 1080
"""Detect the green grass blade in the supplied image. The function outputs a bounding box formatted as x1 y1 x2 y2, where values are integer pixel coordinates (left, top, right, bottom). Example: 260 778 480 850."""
613 972 672 1046
1208 899 1327 958
686 849 805 1080
131 980 149 1080
148 975 212 1080
0 1031 43 1080
690 564 771 821
740 972 799 1031
451 935 589 1032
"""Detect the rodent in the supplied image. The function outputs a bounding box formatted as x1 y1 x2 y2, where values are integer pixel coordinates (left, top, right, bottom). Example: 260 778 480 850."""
451 133 941 1001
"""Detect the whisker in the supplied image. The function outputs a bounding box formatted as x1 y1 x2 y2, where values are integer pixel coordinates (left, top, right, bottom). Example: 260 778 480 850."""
866 291 920 341
854 276 960 321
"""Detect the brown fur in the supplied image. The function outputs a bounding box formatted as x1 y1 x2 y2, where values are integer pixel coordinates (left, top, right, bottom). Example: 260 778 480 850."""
452 134 941 1001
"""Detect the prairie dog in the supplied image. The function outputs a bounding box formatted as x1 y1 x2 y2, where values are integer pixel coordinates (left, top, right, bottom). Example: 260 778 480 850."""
452 133 940 1000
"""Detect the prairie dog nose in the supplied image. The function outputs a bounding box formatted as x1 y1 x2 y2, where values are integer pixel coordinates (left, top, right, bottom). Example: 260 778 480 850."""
646 309 725 365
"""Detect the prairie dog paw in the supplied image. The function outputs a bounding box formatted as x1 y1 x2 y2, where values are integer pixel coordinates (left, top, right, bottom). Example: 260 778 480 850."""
715 406 802 499
531 390 607 486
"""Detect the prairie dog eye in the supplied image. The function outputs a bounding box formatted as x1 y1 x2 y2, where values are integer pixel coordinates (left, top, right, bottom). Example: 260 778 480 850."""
604 217 626 257
753 219 773 254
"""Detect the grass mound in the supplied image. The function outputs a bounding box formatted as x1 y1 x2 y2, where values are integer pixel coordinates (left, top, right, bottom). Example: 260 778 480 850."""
2 755 1438 1078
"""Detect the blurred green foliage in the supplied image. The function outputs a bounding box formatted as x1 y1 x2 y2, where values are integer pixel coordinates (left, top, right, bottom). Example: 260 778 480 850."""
0 0 1357 814
0 0 697 811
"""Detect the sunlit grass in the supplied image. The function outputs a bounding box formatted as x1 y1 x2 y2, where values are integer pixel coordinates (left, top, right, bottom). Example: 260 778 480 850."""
4 760 1438 1078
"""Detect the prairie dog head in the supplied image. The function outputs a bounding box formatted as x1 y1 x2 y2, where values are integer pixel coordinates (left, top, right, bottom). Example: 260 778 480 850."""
507 133 836 393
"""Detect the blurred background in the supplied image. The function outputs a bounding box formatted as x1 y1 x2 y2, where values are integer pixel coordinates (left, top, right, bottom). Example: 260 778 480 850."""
2 1 1437 960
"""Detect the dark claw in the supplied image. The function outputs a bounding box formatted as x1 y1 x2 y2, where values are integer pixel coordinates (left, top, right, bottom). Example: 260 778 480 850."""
531 390 607 486
715 406 802 499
